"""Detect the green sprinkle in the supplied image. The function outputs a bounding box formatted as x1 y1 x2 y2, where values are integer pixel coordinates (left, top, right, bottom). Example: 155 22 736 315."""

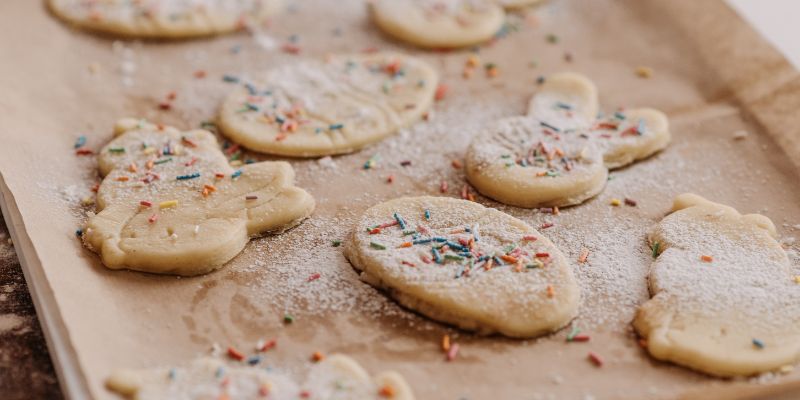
651 242 660 259
566 326 581 341
370 242 386 250
154 157 172 165
283 314 294 323
546 34 558 44
444 254 464 262
108 147 125 153
402 230 417 236
331 240 342 247
525 264 539 269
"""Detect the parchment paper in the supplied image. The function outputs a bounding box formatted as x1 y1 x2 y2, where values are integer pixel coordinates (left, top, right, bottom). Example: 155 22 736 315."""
1 1 800 399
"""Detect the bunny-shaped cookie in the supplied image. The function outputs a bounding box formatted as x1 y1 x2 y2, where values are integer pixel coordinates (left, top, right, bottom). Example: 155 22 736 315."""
466 72 670 208
83 119 315 276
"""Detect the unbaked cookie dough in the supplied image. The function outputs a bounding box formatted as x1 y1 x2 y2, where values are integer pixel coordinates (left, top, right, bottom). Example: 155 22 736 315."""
82 118 315 276
466 72 670 208
634 193 800 377
106 354 414 399
47 0 283 38
344 196 579 338
369 0 506 48
217 52 438 157
496 0 546 10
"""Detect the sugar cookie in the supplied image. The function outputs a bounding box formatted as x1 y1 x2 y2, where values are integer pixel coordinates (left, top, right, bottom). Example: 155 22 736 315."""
369 0 505 48
82 119 315 276
344 196 579 338
634 193 800 376
106 354 414 399
217 53 438 157
466 72 670 208
48 0 283 39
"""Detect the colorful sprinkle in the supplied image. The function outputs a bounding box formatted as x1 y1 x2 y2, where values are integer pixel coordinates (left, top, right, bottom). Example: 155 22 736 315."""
393 212 407 230
246 195 258 200
283 314 294 324
587 351 604 367
370 242 387 250
108 147 125 153
651 242 660 258
752 338 765 349
610 198 621 206
74 136 86 149
176 172 200 181
227 347 245 361
700 255 713 263
159 200 178 209
578 248 590 264
446 343 460 361
231 170 242 179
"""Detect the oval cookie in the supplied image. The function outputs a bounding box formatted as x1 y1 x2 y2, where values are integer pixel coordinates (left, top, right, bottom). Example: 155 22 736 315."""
48 0 283 39
83 118 315 276
369 0 505 48
634 194 800 377
217 53 438 157
344 196 580 338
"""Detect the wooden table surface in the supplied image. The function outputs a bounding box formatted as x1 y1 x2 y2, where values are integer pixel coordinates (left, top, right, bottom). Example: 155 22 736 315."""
0 214 62 400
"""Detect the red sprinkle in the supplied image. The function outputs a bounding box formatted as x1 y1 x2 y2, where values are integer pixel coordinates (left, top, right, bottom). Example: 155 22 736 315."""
522 235 538 242
540 222 554 229
369 228 382 235
282 44 301 54
572 334 591 342
139 201 152 207
158 102 172 111
588 351 604 367
435 83 448 101
386 174 394 184
307 273 321 282
258 339 277 352
148 214 158 223
535 252 550 258
193 70 207 79
227 346 245 361
401 261 416 267
75 148 94 155
440 180 448 193
624 198 637 207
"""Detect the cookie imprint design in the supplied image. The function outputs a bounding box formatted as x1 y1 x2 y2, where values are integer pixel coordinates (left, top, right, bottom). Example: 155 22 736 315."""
106 354 415 400
48 0 283 38
345 196 579 338
466 72 670 208
369 0 505 48
82 119 315 276
218 52 438 157
635 194 800 377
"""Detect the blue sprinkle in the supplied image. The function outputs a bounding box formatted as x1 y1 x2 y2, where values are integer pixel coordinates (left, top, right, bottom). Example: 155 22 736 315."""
555 102 573 110
232 170 243 179
446 241 468 252
176 172 200 181
74 136 86 149
432 248 443 264
540 121 560 132
329 123 344 131
432 237 447 243
168 368 176 380
393 212 407 230
752 338 765 349
247 355 261 365
637 119 646 135
245 159 255 164
75 229 83 237
223 74 240 83
215 366 225 378
245 83 258 96
412 238 432 245
493 256 504 266
614 111 626 120
424 209 431 220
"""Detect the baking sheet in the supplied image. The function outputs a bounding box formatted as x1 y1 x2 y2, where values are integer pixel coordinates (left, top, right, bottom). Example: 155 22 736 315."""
1 0 800 399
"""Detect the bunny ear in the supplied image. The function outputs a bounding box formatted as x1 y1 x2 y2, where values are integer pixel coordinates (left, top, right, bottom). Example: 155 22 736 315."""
527 72 599 128
210 161 315 235
598 107 670 169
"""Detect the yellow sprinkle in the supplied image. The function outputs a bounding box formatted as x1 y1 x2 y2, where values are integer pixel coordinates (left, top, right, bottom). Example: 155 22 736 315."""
779 365 794 374
230 160 243 167
143 147 157 155
610 198 621 207
80 196 95 206
794 276 800 284
159 200 179 209
635 66 653 78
